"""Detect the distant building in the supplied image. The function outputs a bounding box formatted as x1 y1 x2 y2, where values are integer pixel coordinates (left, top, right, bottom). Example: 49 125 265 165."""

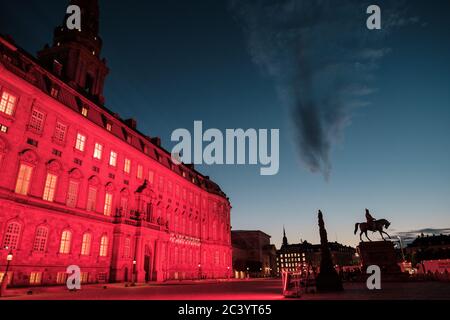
231 230 277 278
276 228 357 275
406 234 450 265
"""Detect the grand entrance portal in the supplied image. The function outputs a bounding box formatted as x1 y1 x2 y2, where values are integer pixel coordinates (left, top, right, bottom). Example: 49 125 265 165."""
144 245 152 282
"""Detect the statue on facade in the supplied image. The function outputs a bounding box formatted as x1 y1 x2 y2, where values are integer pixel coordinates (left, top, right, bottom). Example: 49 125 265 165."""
354 209 391 242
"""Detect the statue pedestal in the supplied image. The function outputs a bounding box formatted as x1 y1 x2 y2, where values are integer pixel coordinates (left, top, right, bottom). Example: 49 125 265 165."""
357 241 407 281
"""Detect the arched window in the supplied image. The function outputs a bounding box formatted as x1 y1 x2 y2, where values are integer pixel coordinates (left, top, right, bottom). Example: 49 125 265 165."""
103 192 113 216
99 235 108 257
43 159 62 202
15 164 33 195
2 222 21 249
66 180 80 208
59 230 72 254
87 176 100 212
86 186 97 211
43 173 58 202
81 233 92 256
33 226 48 252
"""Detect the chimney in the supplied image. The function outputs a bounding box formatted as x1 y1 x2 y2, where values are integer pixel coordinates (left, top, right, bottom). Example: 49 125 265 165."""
150 137 161 147
124 118 137 130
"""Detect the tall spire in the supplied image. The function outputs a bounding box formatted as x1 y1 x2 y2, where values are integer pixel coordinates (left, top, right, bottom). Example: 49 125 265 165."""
38 0 108 104
282 226 288 247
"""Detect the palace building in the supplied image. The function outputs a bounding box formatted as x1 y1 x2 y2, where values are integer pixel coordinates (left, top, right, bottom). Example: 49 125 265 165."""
0 0 231 287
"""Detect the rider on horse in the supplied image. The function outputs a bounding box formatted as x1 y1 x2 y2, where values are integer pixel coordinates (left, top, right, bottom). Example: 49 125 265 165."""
365 209 377 230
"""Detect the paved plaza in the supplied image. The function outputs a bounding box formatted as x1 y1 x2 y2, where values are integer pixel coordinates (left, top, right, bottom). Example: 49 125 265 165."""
1 279 449 300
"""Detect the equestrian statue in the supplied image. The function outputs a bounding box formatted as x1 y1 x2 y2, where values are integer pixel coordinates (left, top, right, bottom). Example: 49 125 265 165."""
354 209 391 242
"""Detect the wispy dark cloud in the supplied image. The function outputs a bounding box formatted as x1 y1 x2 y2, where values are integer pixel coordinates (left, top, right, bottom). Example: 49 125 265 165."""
230 0 419 179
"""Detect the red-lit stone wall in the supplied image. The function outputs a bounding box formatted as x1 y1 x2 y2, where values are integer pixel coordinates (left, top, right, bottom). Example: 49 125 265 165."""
0 36 232 287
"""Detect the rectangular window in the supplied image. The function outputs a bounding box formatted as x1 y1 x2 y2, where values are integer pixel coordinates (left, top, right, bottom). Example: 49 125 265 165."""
15 164 33 195
103 192 113 216
54 122 67 143
0 124 8 133
123 237 131 258
75 133 86 151
52 149 62 157
124 158 131 174
27 138 38 147
167 180 173 195
56 272 67 284
148 170 154 184
0 272 12 285
159 176 164 192
43 173 58 202
29 272 42 285
86 187 97 212
109 151 117 167
99 236 108 257
137 164 143 179
120 197 128 213
93 143 103 160
81 272 89 284
66 180 79 208
195 194 200 207
50 87 60 98
106 123 112 132
0 91 17 115
81 107 89 117
28 109 45 133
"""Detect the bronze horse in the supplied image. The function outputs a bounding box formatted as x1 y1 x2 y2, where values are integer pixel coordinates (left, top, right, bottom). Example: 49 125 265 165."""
354 219 391 242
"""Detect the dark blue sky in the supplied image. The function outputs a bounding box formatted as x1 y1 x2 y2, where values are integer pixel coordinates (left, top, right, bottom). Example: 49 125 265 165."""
2 0 449 247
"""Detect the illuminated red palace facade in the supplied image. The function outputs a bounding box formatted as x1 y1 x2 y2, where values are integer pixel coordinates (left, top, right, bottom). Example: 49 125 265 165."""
0 1 231 287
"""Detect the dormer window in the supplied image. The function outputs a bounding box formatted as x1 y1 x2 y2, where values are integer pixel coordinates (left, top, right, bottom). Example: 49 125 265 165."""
81 106 89 117
50 86 59 99
106 123 112 132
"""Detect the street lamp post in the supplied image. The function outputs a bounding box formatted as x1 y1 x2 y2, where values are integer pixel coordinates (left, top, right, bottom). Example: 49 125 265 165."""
227 266 230 280
198 264 201 280
0 249 13 297
246 267 250 279
397 236 406 261
131 259 137 286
